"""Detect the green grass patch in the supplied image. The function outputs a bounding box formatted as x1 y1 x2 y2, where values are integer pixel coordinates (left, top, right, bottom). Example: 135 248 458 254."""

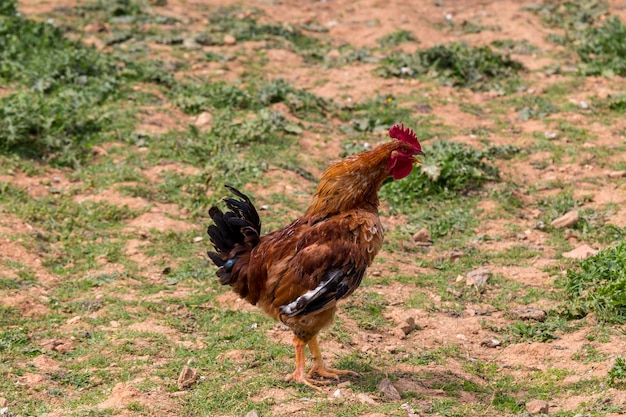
514 95 559 121
376 29 418 47
609 357 626 387
577 16 626 77
522 0 608 31
205 6 328 61
0 3 124 166
377 42 524 91
171 78 329 120
561 242 626 323
343 292 391 330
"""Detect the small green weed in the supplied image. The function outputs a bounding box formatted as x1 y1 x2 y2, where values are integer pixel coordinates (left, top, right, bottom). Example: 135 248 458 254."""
172 81 252 114
562 242 626 323
453 19 501 35
378 42 523 91
515 96 559 121
491 39 540 55
577 16 626 76
609 357 626 387
572 344 608 363
483 316 578 344
376 29 418 47
523 0 608 31
596 93 626 112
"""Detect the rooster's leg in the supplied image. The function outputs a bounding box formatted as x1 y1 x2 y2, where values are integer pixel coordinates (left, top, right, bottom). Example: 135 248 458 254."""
285 336 329 390
307 336 359 380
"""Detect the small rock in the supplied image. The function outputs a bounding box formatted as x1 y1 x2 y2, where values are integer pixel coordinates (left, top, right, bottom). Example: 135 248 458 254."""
465 268 492 287
480 339 501 348
412 228 431 244
84 23 109 33
550 210 579 228
514 307 547 322
245 410 259 417
223 34 236 45
562 244 598 259
192 236 204 243
544 131 558 139
177 365 198 390
53 343 74 354
91 146 109 156
333 389 344 398
195 33 218 46
578 100 589 109
356 393 377 405
401 402 420 417
326 49 341 59
608 170 626 179
66 316 81 325
394 317 417 339
526 399 549 414
183 37 201 50
449 250 464 260
0 398 7 407
377 378 401 400
195 112 213 128
446 287 462 298
0 407 9 417
360 344 373 354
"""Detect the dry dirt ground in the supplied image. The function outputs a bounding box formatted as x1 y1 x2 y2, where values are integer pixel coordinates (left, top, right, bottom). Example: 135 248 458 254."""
2 0 626 416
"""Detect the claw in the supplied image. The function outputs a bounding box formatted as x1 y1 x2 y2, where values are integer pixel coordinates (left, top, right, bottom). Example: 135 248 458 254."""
285 371 329 391
308 364 359 380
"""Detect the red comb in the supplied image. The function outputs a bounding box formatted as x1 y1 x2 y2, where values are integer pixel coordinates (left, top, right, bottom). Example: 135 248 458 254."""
389 123 421 151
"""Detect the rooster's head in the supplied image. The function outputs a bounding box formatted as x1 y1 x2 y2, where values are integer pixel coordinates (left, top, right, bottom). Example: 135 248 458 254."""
387 123 424 180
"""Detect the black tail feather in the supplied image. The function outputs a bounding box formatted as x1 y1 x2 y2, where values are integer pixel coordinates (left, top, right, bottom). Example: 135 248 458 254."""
207 251 225 268
207 186 262 284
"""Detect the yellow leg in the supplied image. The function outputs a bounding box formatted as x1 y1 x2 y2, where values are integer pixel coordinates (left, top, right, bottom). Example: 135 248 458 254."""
307 336 359 380
284 336 328 390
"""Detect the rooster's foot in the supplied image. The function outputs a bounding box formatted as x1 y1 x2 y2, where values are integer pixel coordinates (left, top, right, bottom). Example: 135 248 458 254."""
307 364 359 380
285 371 330 390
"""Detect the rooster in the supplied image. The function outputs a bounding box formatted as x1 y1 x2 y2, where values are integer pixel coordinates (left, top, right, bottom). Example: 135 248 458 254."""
207 124 423 389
